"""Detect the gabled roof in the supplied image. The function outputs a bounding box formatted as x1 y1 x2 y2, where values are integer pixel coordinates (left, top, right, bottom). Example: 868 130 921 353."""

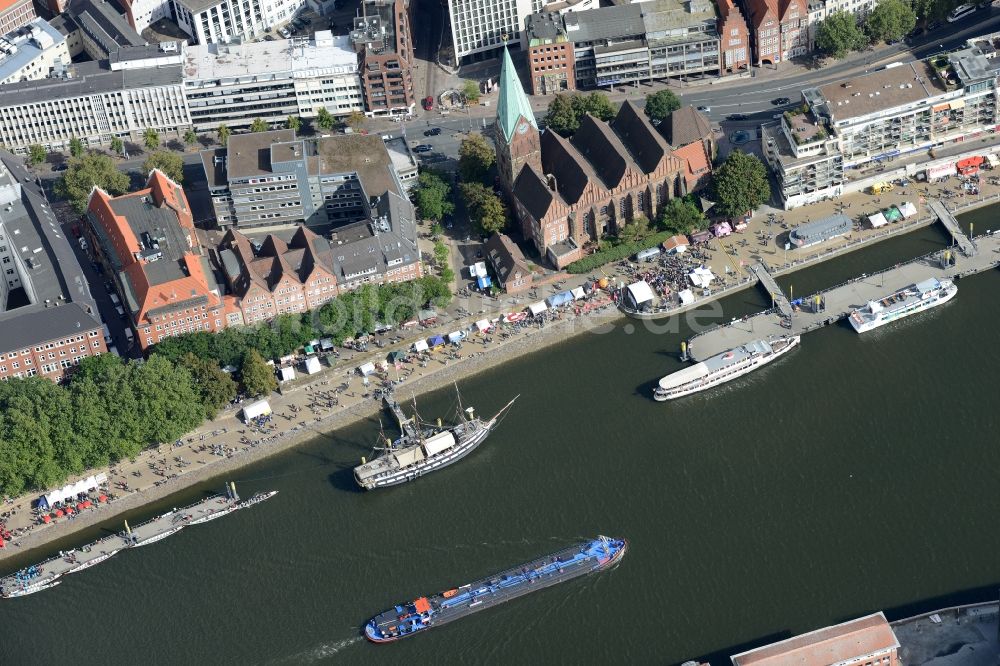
496 46 538 144
540 130 605 205
663 106 712 148
485 233 532 287
570 114 635 190
512 166 558 222
611 100 679 174
673 140 712 191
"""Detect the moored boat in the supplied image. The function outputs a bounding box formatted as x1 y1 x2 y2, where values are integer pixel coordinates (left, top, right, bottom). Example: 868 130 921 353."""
364 536 627 642
848 278 956 333
654 335 800 401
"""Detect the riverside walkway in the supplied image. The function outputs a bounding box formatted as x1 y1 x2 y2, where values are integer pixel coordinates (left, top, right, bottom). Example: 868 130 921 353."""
686 230 1000 362
749 262 792 318
927 199 977 257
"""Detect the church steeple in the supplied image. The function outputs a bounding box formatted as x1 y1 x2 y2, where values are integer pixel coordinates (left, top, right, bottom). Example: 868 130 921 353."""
494 47 541 194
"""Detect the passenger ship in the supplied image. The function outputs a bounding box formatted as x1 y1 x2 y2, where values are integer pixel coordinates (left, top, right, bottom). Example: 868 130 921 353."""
848 278 957 333
654 335 800 401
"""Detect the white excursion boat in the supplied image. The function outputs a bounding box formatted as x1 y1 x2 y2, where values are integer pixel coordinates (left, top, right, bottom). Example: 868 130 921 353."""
848 278 957 333
654 336 800 401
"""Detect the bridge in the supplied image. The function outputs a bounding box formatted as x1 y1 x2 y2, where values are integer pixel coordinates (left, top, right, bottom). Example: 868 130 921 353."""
383 394 420 441
928 199 977 257
748 262 792 319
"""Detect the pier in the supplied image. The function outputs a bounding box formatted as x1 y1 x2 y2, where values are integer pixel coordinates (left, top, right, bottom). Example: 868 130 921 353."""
748 262 792 319
927 199 977 257
686 228 1000 362
383 394 420 440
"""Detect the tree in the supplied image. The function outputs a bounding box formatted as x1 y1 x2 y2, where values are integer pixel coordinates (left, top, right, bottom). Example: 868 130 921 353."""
866 0 917 43
183 129 198 145
315 107 336 131
579 92 616 122
239 348 276 398
143 128 160 151
430 222 444 238
433 240 449 267
458 134 495 183
217 124 231 145
644 90 681 124
110 136 124 156
545 94 581 137
250 118 269 133
143 150 184 183
286 115 301 132
69 137 84 158
815 11 867 58
55 152 130 214
411 169 454 221
460 182 507 235
617 215 651 243
656 197 706 235
131 356 204 444
461 79 481 103
27 145 46 167
345 111 366 131
711 149 771 217
176 353 237 419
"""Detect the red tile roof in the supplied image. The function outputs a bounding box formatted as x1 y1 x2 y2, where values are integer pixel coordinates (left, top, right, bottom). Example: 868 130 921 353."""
731 612 899 666
672 140 712 192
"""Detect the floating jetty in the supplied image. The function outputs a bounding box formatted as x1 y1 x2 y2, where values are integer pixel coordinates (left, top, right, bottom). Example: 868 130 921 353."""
686 203 999 361
0 483 277 599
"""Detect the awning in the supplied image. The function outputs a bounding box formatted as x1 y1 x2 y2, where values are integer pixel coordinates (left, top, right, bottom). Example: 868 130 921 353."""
625 281 655 306
932 103 950 112
884 206 902 222
358 362 376 375
504 311 528 323
319 338 335 351
476 276 492 289
447 331 465 343
388 351 407 363
304 357 322 374
418 309 437 322
986 153 1000 168
413 339 429 352
546 291 574 307
898 201 918 218
949 99 966 110
868 212 889 228
428 335 446 347
571 287 586 300
528 301 548 315
475 319 491 332
678 288 694 305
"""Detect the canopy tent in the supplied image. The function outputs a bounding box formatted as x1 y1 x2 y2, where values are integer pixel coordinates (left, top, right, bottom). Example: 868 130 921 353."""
388 350 407 364
412 339 429 352
868 212 889 228
710 222 732 238
303 357 322 374
688 267 715 288
883 206 903 222
528 301 548 316
476 276 492 289
625 281 655 307
447 331 465 343
319 338 335 351
357 362 376 376
475 319 492 333
303 344 315 354
986 153 1000 168
279 366 296 382
242 400 272 422
546 291 574 308
39 474 108 511
571 286 586 300
418 309 437 323
678 288 695 305
428 335 446 347
898 201 918 218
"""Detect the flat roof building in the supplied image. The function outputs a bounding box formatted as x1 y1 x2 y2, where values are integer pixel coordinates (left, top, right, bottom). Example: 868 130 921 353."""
789 213 852 248
0 18 69 86
172 0 310 45
350 0 415 117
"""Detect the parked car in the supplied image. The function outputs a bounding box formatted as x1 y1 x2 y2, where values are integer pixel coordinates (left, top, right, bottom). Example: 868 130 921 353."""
278 27 290 38
422 96 434 111
696 106 710 113
772 97 791 105
413 144 433 153
727 113 749 121
264 35 274 41
424 127 442 136
115 305 125 318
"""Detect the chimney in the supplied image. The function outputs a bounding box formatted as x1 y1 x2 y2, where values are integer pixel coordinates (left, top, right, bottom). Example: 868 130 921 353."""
545 174 557 192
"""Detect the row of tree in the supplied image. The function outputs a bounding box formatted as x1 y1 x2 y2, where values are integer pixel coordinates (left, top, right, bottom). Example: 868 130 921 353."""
816 0 919 58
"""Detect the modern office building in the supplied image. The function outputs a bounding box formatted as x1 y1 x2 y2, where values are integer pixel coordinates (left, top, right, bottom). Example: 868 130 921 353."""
731 612 900 666
763 50 1000 207
171 0 308 45
183 32 364 132
86 170 239 351
0 0 36 38
350 0 415 117
0 44 190 155
0 151 106 383
0 18 70 86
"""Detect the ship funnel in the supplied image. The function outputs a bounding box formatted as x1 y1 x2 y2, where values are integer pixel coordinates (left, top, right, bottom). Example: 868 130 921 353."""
465 406 475 419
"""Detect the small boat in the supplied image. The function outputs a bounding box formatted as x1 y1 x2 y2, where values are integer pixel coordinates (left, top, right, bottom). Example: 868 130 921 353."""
2 579 61 598
232 490 279 510
848 278 956 333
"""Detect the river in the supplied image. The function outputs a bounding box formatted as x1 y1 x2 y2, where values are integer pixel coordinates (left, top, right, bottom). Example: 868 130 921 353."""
2 212 999 666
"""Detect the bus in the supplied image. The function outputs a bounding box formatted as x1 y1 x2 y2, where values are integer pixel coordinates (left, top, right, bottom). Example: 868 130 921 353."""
947 4 975 21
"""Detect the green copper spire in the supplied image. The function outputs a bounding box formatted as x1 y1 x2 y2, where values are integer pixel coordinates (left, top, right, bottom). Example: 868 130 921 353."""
496 47 537 144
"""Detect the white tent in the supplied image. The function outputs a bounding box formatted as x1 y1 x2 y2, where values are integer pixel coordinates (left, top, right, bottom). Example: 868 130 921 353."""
413 339 429 352
687 267 715 288
447 331 465 343
571 286 586 300
626 281 655 306
358 362 376 376
303 357 322 375
279 367 296 382
868 212 889 228
475 319 491 333
242 399 271 421
528 301 548 315
678 288 695 305
898 201 917 218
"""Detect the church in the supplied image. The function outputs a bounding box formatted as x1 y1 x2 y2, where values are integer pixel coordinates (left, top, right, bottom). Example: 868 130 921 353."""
493 48 712 268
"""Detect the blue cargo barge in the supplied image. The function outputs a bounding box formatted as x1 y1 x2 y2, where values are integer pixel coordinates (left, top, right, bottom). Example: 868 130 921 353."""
364 536 628 642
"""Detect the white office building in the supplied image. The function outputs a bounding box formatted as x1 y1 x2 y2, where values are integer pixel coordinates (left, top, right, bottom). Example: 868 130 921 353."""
171 0 307 44
0 18 70 86
183 32 363 131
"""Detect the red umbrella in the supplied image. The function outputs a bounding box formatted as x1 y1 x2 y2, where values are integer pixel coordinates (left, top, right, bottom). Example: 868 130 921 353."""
54 509 63 517
64 506 74 514
98 495 107 503
41 515 51 524
81 500 91 509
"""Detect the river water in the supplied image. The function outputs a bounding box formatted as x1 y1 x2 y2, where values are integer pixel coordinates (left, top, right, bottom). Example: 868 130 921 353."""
3 212 1000 666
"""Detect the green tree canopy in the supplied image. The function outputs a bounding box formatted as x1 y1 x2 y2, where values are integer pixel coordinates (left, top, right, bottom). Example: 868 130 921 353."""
55 152 130 213
183 128 198 145
315 108 336 131
433 239 449 268
217 124 231 145
462 79 481 103
69 137 84 158
110 136 124 155
411 169 454 221
460 182 507 235
545 94 580 137
176 353 237 419
239 348 277 398
27 145 46 167
866 0 917 43
143 150 184 183
286 115 301 132
458 134 495 183
143 128 160 151
578 92 617 122
345 111 366 130
816 11 867 58
250 118 269 133
711 149 771 217
655 196 707 235
644 90 681 123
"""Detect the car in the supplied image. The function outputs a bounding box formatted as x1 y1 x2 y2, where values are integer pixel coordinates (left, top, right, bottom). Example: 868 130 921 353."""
772 97 791 105
727 113 749 121
52 163 68 172
278 27 290 38
696 106 710 113
422 96 434 111
424 127 442 136
115 305 125 318
413 144 433 153
264 34 274 41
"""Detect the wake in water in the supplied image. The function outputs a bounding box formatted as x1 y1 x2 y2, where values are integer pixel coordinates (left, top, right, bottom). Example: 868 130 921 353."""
268 635 364 664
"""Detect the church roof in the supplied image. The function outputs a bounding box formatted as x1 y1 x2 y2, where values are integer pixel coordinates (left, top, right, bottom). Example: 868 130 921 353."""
663 106 712 148
496 47 538 143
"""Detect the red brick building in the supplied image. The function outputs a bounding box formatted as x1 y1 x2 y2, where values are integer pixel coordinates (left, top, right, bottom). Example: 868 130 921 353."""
717 0 751 73
0 0 36 36
742 0 807 66
351 0 415 116
87 170 239 351
525 12 576 96
0 305 107 382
